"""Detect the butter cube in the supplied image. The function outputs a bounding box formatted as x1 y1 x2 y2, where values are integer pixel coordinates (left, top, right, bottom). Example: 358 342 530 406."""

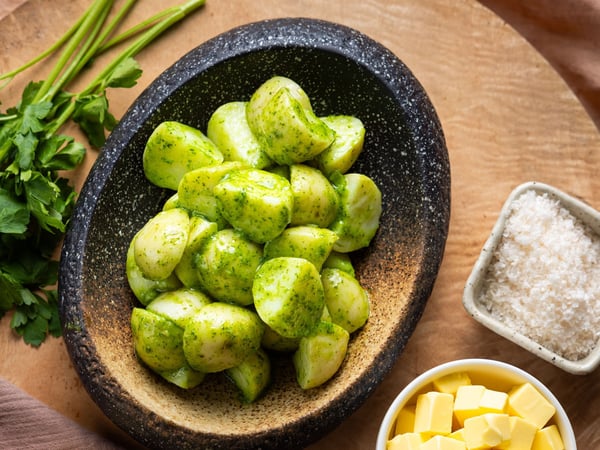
453 385 486 426
497 416 537 450
433 372 472 394
448 428 465 442
420 435 467 450
395 405 417 435
464 413 511 449
479 388 508 414
387 432 425 450
507 383 555 429
532 425 565 450
414 391 454 435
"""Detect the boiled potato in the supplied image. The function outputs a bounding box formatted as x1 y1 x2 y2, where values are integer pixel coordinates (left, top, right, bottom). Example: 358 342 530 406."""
173 215 218 288
146 288 211 329
213 168 293 243
162 192 180 211
133 208 190 281
194 229 263 306
250 87 335 165
225 348 271 403
261 325 300 353
263 225 338 272
207 101 272 169
176 161 245 227
183 302 264 373
322 251 356 277
143 121 223 190
177 161 246 208
246 76 313 137
313 115 365 176
321 268 370 333
158 364 206 389
289 164 339 227
131 307 186 372
329 173 382 252
253 256 324 339
293 320 349 389
125 237 181 306
246 77 335 165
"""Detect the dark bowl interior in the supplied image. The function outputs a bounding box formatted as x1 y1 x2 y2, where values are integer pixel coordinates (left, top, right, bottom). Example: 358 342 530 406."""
59 17 450 450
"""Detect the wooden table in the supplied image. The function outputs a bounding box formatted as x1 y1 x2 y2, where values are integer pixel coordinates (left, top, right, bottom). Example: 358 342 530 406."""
1 0 599 448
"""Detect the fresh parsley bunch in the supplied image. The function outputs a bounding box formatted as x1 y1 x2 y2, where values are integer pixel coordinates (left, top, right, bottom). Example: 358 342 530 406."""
0 0 205 346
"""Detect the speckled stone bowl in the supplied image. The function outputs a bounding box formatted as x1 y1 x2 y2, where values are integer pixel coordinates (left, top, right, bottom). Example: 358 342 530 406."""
59 18 450 450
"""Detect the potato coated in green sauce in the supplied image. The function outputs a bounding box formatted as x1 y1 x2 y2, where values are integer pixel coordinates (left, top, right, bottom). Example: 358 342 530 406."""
143 121 223 190
127 75 383 401
213 168 293 244
183 302 264 373
253 256 325 339
194 229 263 306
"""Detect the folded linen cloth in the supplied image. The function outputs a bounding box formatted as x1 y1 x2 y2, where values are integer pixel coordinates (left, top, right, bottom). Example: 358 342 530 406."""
0 378 124 450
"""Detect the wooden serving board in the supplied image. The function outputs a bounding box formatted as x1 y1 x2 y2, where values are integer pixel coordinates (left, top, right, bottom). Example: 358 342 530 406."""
1 0 599 448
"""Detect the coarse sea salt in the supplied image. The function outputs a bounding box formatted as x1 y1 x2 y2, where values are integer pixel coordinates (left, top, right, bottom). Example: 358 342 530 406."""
478 189 600 361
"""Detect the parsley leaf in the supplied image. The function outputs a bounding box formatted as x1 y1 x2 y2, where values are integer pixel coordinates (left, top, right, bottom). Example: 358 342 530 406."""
0 189 30 234
0 0 206 346
73 93 117 148
104 57 142 89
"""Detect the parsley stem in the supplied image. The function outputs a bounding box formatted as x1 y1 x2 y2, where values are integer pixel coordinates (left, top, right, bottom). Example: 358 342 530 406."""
33 0 114 104
48 0 206 135
96 0 139 49
63 0 139 82
85 0 206 95
47 0 115 101
97 5 179 53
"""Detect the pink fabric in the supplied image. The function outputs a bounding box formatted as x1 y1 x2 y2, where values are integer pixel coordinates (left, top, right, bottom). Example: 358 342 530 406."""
0 378 124 450
479 0 600 130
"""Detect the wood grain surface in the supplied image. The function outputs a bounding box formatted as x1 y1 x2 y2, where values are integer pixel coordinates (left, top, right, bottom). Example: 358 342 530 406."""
1 0 599 448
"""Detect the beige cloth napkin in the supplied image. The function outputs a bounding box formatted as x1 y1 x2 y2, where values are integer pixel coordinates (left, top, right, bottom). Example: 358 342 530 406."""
0 378 124 450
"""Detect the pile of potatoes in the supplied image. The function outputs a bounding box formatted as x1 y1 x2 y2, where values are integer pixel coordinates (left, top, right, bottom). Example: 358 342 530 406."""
126 76 382 402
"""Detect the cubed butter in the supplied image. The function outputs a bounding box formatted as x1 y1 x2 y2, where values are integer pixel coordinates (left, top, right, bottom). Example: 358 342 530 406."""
448 428 465 442
387 432 425 450
479 388 508 414
420 435 466 450
454 385 486 426
433 371 472 394
497 416 538 450
395 405 417 435
507 383 555 429
414 391 454 435
464 413 511 449
532 425 565 450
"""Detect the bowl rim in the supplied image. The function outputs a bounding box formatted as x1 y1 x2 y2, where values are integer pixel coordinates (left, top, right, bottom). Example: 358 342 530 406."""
375 358 577 450
463 181 600 375
59 16 451 450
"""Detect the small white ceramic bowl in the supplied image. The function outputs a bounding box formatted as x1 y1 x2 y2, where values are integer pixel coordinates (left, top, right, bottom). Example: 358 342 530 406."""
463 181 600 375
376 358 576 450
